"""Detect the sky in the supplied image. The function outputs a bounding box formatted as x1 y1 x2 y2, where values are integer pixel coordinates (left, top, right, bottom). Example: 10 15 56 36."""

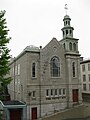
0 0 90 59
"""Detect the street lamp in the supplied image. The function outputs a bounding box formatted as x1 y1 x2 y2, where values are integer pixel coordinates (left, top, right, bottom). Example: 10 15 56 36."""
28 92 32 120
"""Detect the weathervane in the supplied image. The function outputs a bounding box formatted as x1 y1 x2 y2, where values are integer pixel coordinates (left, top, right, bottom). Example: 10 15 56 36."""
64 4 68 15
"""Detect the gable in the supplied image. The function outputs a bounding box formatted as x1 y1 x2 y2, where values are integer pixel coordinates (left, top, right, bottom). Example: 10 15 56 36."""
41 37 65 60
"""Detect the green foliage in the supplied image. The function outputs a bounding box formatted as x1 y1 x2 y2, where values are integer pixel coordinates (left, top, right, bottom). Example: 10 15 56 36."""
0 10 12 101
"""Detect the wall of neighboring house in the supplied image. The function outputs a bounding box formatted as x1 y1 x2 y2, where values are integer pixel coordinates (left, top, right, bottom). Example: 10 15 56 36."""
80 60 90 102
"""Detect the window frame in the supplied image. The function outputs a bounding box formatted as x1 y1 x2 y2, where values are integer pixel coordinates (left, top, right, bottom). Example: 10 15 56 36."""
72 62 76 78
50 56 60 78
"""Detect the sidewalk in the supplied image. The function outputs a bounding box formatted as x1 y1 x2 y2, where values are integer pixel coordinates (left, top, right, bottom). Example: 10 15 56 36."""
42 103 90 120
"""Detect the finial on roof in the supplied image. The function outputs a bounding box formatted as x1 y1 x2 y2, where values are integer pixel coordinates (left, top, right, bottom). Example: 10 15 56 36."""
64 4 68 15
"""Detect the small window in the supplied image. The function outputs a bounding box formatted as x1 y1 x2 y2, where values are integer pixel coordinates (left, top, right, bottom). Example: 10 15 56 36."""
72 62 76 77
63 43 65 49
63 31 64 36
66 30 68 35
88 64 90 71
46 89 49 96
82 65 85 72
63 89 66 95
66 21 67 25
69 42 72 50
32 91 36 97
64 22 65 26
51 89 54 96
68 21 70 25
83 84 86 91
88 74 90 81
70 30 72 34
17 64 20 75
83 75 86 82
55 89 58 96
73 43 76 51
59 89 62 96
89 84 90 91
32 63 35 77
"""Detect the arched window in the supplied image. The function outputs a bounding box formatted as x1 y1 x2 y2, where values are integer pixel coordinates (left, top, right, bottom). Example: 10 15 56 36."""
66 30 68 35
70 30 72 34
63 43 65 49
32 63 35 77
68 21 70 25
63 31 64 37
50 56 60 77
73 43 76 51
66 21 67 25
72 62 76 77
69 42 72 50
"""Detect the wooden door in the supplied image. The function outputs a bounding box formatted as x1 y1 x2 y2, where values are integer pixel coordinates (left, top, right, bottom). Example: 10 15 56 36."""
72 89 78 102
9 109 22 120
31 107 37 120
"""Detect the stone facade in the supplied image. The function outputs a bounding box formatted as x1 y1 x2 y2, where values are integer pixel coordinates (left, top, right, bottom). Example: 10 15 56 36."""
8 15 82 119
80 59 90 102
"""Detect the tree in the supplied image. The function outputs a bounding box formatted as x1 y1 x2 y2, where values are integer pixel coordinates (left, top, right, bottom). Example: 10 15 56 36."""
0 10 12 101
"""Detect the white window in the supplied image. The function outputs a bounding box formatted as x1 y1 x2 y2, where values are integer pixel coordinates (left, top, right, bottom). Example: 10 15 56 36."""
88 74 90 81
51 89 54 96
62 88 66 95
88 64 90 71
83 75 86 82
82 65 85 72
83 84 86 91
17 64 20 75
55 89 58 96
15 65 17 75
59 89 62 96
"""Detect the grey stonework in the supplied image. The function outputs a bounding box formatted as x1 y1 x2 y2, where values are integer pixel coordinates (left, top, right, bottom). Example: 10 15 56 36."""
8 15 82 119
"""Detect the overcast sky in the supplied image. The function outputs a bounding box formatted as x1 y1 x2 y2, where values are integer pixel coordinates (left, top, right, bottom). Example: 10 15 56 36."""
0 0 90 58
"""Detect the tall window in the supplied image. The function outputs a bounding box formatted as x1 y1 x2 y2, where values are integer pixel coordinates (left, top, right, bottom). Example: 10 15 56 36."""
72 62 76 77
88 74 90 81
50 56 60 77
32 63 35 77
55 89 58 96
88 64 90 71
69 42 72 50
59 89 62 96
82 65 85 72
32 91 36 98
46 89 49 97
89 84 90 91
51 89 54 96
83 75 86 82
73 43 76 51
63 88 66 95
83 84 86 91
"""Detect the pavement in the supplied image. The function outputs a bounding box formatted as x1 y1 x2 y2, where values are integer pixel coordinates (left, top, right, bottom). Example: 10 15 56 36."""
63 116 90 120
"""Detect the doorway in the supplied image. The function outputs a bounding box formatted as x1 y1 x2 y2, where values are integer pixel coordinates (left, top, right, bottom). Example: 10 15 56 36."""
31 107 37 120
72 89 78 102
9 108 22 120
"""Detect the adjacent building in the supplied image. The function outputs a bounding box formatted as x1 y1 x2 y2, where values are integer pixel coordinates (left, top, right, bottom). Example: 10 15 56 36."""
8 14 82 120
80 58 90 102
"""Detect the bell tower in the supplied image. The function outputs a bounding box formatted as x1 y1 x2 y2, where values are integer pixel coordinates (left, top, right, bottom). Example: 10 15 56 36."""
60 5 79 54
60 5 82 108
62 15 74 38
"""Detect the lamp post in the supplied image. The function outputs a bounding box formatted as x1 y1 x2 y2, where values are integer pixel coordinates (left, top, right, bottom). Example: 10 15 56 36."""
28 92 32 120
